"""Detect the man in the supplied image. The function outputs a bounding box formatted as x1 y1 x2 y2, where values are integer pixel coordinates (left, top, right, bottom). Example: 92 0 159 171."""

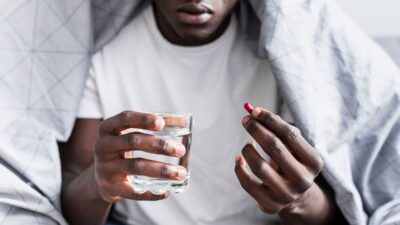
1 0 398 224
60 0 350 224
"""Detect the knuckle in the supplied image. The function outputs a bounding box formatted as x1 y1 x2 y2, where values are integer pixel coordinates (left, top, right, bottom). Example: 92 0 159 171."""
252 162 268 178
269 137 281 149
120 110 134 123
293 176 313 193
139 114 149 123
130 158 145 174
283 125 301 142
264 137 283 154
129 133 142 148
157 138 168 153
310 153 324 173
262 112 278 126
285 192 301 203
274 115 283 124
160 165 171 178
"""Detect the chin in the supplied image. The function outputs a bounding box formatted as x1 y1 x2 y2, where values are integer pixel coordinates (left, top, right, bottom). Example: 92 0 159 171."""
178 29 214 43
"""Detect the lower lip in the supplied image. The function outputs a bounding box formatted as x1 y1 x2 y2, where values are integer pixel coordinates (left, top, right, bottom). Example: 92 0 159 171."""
177 12 212 25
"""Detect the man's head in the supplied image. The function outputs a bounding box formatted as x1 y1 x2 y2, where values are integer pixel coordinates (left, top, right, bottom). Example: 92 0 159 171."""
153 0 239 46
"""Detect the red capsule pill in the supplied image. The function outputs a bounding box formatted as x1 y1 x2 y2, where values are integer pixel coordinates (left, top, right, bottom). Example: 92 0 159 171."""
244 102 254 114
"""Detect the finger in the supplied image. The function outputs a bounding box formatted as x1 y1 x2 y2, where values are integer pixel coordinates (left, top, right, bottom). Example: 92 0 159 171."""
269 158 279 171
129 191 169 201
242 116 305 181
99 111 165 136
234 155 282 214
241 141 287 192
242 142 299 204
162 116 190 128
234 155 266 200
122 158 187 180
96 133 186 157
252 108 323 172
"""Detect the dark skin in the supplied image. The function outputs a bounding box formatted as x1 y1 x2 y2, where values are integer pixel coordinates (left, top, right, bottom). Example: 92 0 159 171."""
235 107 348 224
60 1 348 225
61 113 185 225
153 0 237 46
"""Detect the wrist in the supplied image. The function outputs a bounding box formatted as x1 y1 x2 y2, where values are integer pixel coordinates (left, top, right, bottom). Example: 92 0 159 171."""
278 183 331 225
279 183 316 215
88 165 112 206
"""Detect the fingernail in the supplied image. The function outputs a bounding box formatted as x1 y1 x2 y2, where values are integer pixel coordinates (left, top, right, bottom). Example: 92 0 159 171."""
175 143 186 155
246 140 255 146
177 167 187 178
242 116 251 125
252 107 261 118
155 118 165 129
235 155 241 166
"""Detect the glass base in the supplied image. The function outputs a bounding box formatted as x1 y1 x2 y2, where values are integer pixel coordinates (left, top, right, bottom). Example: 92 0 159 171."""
129 175 189 195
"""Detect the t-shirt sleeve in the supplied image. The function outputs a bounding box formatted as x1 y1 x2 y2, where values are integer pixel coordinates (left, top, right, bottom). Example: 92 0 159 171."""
76 67 103 119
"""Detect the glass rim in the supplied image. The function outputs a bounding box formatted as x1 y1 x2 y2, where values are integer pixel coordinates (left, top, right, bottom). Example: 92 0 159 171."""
152 112 193 118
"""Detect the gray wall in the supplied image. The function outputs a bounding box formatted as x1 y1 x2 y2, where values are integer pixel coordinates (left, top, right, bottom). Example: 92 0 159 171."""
336 0 400 65
336 0 400 37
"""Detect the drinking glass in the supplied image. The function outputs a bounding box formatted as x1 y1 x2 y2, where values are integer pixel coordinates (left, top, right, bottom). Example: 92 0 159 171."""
125 112 193 195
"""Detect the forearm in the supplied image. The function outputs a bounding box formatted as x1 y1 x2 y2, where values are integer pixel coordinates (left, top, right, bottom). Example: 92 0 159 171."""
278 180 348 225
62 165 112 225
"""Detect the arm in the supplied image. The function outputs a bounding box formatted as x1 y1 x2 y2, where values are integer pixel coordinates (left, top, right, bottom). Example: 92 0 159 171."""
60 111 187 225
235 107 348 225
59 119 112 225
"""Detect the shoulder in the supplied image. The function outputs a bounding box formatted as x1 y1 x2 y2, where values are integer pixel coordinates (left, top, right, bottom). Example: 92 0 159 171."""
91 7 150 69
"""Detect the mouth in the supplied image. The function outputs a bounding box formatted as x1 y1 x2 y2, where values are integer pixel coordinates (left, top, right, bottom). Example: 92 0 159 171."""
177 3 213 25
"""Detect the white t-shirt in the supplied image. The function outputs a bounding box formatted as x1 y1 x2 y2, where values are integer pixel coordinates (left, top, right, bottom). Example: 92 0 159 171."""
78 5 287 225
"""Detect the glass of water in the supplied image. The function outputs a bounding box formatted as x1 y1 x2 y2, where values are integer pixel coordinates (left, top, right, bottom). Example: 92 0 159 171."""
125 112 193 195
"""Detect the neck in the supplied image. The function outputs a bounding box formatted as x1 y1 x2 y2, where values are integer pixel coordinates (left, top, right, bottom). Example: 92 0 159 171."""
153 5 231 46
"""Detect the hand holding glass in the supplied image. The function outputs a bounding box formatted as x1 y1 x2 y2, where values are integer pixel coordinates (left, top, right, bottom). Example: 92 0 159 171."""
124 113 193 195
